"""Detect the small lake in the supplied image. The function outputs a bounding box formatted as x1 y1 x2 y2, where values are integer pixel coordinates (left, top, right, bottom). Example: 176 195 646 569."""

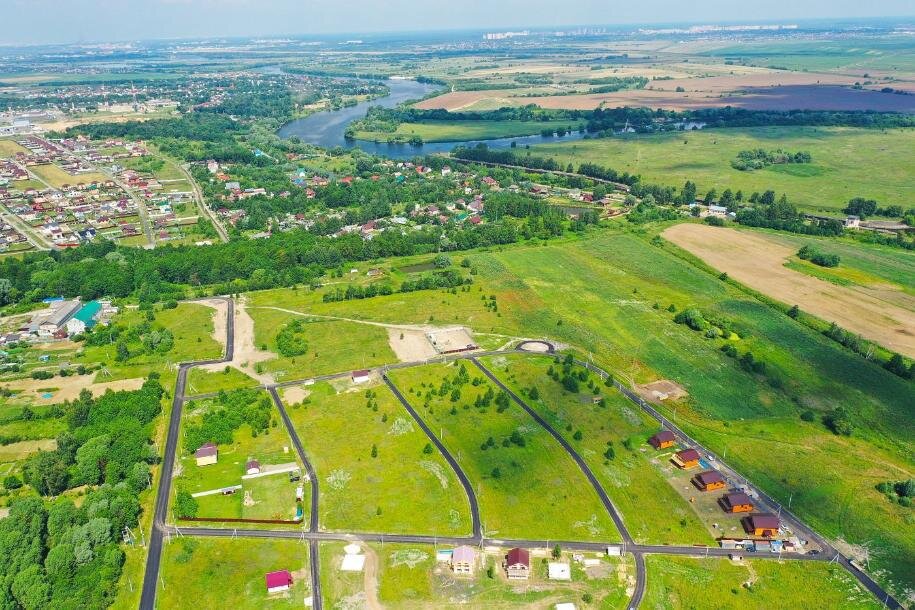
276 78 586 160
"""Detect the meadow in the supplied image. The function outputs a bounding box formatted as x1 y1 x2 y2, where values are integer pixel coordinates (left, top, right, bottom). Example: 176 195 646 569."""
482 354 715 546
157 537 311 609
643 556 883 609
354 120 569 143
532 126 915 213
387 361 620 542
28 163 108 188
280 379 470 535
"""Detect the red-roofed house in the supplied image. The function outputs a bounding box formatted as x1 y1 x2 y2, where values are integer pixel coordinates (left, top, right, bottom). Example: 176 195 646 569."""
722 493 755 514
648 430 675 450
265 570 292 593
745 514 780 537
672 448 701 469
194 442 218 466
693 470 726 492
352 370 370 384
504 548 530 580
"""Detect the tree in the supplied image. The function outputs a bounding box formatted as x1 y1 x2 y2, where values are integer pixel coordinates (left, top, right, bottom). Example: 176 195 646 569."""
11 565 50 610
823 407 853 436
371 444 378 458
552 544 562 559
3 475 22 489
422 443 434 455
433 254 451 268
884 353 911 378
787 305 799 319
174 490 198 518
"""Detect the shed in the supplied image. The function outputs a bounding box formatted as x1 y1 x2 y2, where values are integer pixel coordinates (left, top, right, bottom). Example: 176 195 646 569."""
504 548 530 580
194 442 218 466
548 562 571 581
265 570 292 594
352 369 370 384
648 430 675 450
672 448 700 469
451 545 476 576
693 470 726 492
246 459 261 475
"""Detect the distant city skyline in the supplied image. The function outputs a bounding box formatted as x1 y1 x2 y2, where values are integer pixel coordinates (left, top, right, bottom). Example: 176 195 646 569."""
2 0 915 46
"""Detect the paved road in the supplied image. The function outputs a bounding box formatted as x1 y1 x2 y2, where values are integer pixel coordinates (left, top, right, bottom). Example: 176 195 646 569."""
383 374 483 540
471 357 646 609
178 161 229 243
138 298 235 610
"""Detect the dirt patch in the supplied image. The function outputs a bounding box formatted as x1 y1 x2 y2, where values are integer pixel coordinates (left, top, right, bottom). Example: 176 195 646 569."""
195 298 227 353
663 224 915 358
636 380 688 403
3 374 145 403
199 296 275 385
281 385 311 405
387 327 438 362
426 327 476 354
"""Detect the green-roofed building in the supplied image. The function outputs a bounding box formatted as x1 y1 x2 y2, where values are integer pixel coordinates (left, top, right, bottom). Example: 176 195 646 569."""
65 300 102 336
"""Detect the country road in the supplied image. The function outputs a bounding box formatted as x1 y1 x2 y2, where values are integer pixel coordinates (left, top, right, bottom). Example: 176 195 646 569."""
137 304 903 610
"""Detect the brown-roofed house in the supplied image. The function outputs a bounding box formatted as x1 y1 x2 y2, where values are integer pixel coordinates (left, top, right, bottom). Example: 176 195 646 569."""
693 470 726 492
745 513 780 537
648 430 676 450
246 459 261 475
722 492 755 513
194 442 218 466
672 448 701 469
504 548 530 580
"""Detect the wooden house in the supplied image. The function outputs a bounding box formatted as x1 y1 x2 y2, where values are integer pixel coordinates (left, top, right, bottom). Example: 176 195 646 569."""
722 492 755 513
648 430 675 450
745 514 780 537
693 470 726 492
672 448 700 469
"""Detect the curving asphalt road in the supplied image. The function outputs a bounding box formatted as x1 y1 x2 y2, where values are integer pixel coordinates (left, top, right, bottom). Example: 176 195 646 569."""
138 321 902 610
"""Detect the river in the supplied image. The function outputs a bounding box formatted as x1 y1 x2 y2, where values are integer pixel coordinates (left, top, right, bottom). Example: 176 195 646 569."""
276 78 586 160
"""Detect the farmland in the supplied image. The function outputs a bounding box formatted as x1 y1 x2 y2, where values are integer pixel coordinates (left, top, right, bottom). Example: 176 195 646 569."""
280 379 470 535
387 361 621 542
662 223 915 358
531 126 915 213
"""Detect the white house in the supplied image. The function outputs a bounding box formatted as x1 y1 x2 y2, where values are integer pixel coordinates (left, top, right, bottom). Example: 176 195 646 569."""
351 369 370 384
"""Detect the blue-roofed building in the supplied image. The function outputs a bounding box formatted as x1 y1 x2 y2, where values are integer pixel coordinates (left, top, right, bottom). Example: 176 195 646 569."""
65 301 102 335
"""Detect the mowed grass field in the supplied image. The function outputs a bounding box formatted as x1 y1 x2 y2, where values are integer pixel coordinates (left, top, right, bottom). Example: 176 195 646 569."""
29 163 108 188
281 379 470 535
0 138 29 156
158 537 310 609
238 226 913 595
387 361 620 542
482 354 714 546
533 126 915 212
644 556 883 609
354 120 571 143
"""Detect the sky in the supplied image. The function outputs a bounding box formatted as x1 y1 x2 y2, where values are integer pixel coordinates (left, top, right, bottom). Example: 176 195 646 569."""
2 0 915 45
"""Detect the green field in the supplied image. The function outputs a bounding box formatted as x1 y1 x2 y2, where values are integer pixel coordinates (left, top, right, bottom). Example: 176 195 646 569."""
186 366 259 395
281 379 470 535
533 126 915 213
158 537 311 609
29 163 108 188
644 556 882 609
387 361 620 542
482 354 715 545
355 120 568 143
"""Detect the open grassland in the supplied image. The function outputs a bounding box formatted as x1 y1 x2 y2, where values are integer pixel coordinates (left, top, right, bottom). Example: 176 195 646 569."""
482 354 714 546
282 379 470 535
28 163 108 188
645 556 882 609
532 126 915 212
240 227 913 594
0 139 29 156
354 120 568 143
387 361 620 542
246 305 396 382
376 543 631 609
662 224 915 358
158 537 310 609
186 366 259 395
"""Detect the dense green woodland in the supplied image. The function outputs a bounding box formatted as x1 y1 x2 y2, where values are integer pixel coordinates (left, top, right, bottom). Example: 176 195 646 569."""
1 379 164 610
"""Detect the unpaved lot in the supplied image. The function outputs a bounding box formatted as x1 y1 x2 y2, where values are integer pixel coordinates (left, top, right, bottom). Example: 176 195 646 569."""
198 297 275 384
3 375 145 403
663 224 915 358
387 327 438 362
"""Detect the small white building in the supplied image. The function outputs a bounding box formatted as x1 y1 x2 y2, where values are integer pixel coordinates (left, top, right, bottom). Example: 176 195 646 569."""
548 562 571 581
844 215 860 228
707 204 728 217
351 369 370 384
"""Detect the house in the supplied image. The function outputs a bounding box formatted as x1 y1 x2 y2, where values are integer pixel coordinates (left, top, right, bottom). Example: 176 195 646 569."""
672 448 701 469
745 513 780 537
351 370 370 384
65 300 102 335
194 442 218 466
693 470 726 492
707 204 728 217
451 545 476 576
246 459 261 475
844 215 860 228
504 548 530 580
722 492 755 514
648 430 676 450
548 562 571 581
32 299 81 337
264 570 292 594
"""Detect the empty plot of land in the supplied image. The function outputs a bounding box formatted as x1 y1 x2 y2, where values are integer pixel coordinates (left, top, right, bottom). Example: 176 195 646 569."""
3 374 145 403
663 224 915 357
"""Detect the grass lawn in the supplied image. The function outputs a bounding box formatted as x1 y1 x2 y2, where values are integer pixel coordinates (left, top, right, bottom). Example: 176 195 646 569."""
354 120 567 143
387 361 619 542
158 537 310 609
482 354 715 546
246 305 396 381
29 163 108 188
532 126 915 213
0 139 29 156
282 379 470 535
0 416 67 440
643 556 883 609
186 366 259 395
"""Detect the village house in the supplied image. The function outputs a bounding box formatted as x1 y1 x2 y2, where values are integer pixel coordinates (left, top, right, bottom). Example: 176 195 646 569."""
264 570 292 594
672 448 701 469
451 545 476 576
745 513 780 537
504 548 530 580
648 430 676 450
351 370 370 384
64 300 102 336
693 470 726 492
722 492 755 513
194 442 218 466
246 459 261 475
